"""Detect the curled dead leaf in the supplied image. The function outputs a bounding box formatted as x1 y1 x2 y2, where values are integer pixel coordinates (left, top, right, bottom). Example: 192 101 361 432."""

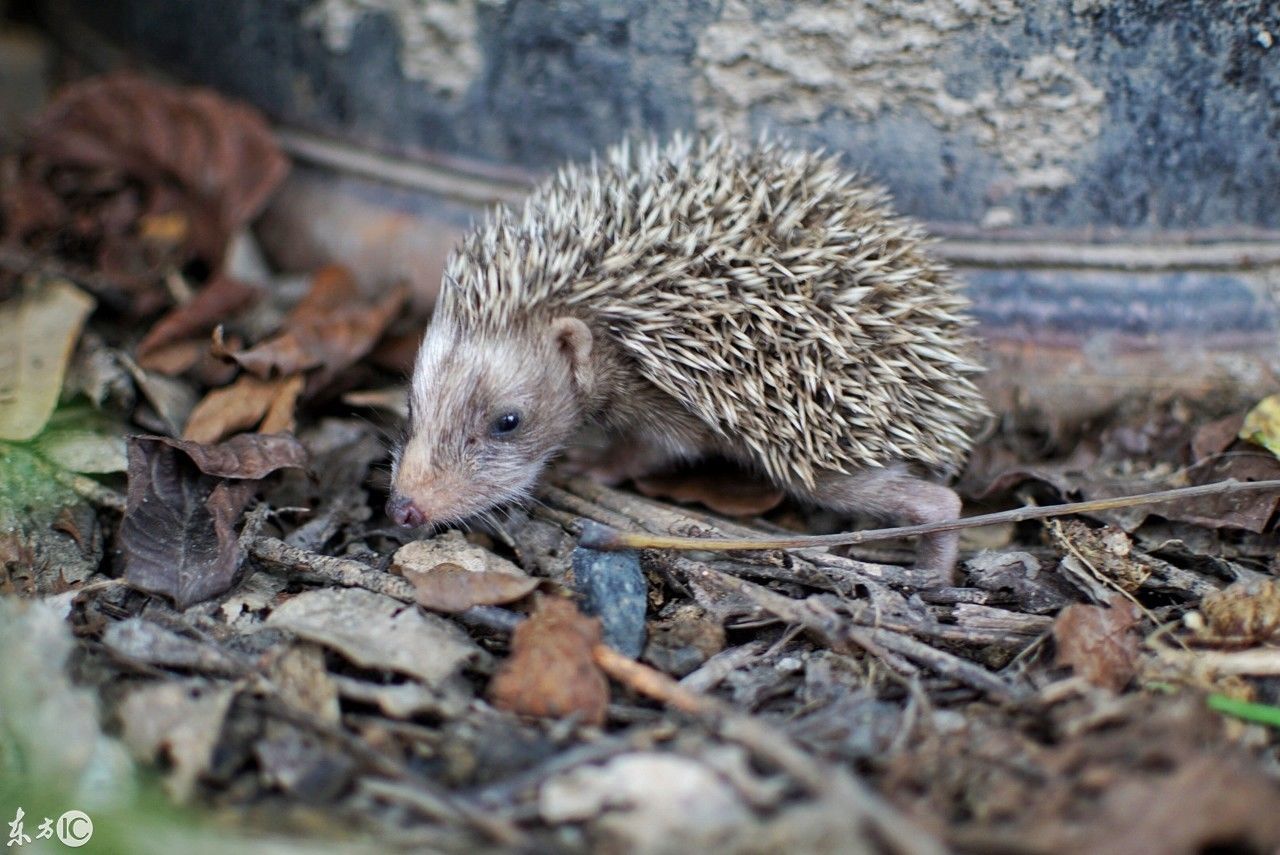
218 265 406 393
26 73 287 261
1052 594 1142 692
1048 519 1154 594
1190 579 1280 645
489 596 609 726
393 534 541 612
141 432 308 480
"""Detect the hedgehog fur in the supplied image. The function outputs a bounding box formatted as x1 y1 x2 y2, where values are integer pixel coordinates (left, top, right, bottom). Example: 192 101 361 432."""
436 135 989 489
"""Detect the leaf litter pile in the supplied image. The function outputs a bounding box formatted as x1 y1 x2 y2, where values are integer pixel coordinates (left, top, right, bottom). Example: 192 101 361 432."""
5 74 1280 854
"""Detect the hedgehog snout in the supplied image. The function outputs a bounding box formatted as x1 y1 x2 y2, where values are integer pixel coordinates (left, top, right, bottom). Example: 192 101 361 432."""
386 493 427 528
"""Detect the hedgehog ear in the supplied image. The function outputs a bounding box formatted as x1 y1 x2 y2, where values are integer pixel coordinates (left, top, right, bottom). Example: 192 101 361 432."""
549 316 594 394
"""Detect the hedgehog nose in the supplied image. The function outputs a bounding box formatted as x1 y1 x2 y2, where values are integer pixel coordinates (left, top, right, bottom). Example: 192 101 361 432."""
387 494 427 528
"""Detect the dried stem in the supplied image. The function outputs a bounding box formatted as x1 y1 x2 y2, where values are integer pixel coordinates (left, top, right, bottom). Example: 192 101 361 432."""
591 643 945 855
579 478 1280 552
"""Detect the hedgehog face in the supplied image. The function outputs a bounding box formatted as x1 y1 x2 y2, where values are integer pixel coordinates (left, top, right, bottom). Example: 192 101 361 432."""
387 316 594 529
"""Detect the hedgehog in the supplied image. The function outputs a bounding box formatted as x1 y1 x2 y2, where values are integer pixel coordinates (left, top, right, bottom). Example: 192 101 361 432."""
387 136 990 581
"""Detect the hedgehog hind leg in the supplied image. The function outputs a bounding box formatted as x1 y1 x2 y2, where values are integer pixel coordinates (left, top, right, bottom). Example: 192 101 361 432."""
811 467 962 585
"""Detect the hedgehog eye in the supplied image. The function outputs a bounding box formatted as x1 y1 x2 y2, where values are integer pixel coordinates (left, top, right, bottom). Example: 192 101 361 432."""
490 411 522 437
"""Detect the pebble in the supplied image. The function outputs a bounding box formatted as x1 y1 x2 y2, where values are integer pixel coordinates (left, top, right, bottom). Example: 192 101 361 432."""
571 547 647 658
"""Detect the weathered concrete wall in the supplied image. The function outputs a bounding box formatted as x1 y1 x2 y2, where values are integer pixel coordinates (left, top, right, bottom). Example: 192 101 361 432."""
42 0 1280 235
34 0 1280 422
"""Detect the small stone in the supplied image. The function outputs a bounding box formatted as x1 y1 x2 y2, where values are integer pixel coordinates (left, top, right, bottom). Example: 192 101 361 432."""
570 547 647 658
775 656 804 673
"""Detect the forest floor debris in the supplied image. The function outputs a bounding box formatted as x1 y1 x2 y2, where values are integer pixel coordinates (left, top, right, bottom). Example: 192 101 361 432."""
4 69 1280 854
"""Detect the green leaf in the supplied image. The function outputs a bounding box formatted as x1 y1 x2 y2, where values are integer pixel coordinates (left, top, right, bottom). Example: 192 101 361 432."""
1239 393 1280 459
1206 693 1280 728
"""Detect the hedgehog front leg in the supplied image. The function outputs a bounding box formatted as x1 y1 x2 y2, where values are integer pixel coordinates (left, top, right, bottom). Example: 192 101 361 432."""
811 467 962 585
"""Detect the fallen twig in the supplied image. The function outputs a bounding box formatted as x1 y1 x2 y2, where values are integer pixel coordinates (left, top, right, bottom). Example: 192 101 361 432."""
249 535 418 601
579 478 1280 552
591 642 945 855
670 557 1028 702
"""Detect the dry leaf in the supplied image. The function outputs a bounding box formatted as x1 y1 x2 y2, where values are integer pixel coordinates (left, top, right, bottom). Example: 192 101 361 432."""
183 374 303 444
1052 594 1142 692
135 339 204 376
489 596 609 726
141 432 308 479
220 265 406 391
393 531 525 577
1192 412 1246 463
393 534 539 612
25 73 288 265
121 437 255 609
0 280 95 441
1192 579 1280 644
118 680 236 802
137 275 260 366
539 753 751 853
1048 520 1153 594
266 587 483 687
401 562 540 613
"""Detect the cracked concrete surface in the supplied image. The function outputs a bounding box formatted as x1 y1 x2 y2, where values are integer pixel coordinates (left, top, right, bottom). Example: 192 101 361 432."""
695 1 1104 192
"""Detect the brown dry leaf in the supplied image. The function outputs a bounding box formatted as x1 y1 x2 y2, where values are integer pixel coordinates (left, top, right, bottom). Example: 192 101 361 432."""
401 562 540 613
142 432 308 479
1172 455 1280 534
137 275 260 366
1192 579 1280 644
183 374 303 444
1047 519 1153 593
220 265 406 392
136 339 204 376
0 280 95 441
393 533 540 612
1192 412 1246 463
489 596 609 726
1052 594 1142 691
25 73 288 265
121 437 256 609
635 461 784 517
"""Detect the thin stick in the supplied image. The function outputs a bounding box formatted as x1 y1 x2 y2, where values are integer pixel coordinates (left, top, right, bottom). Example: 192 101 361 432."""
578 478 1280 552
591 643 945 855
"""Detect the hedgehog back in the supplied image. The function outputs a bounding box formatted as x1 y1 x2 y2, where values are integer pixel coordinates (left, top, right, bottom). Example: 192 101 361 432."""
440 136 988 487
